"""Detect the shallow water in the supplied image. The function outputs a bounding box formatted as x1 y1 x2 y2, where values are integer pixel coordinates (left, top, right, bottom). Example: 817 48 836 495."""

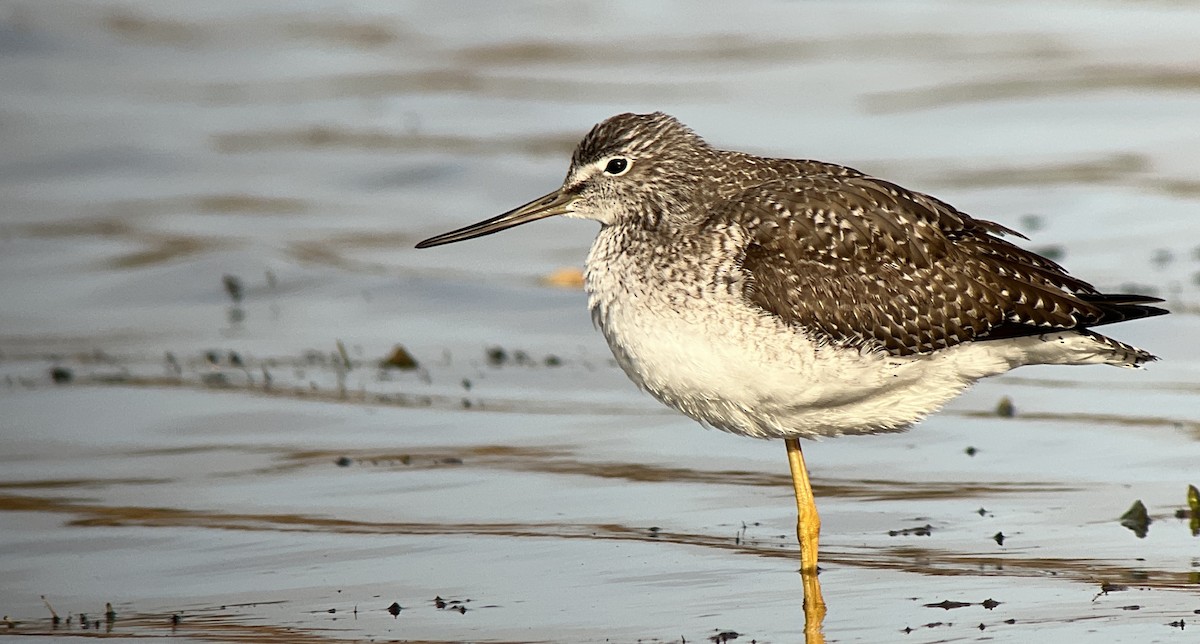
2 1 1199 642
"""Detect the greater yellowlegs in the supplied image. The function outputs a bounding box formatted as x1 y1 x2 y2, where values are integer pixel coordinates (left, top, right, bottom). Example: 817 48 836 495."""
416 111 1166 593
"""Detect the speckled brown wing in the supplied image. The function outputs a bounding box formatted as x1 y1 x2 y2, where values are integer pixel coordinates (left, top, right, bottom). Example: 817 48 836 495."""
719 174 1165 356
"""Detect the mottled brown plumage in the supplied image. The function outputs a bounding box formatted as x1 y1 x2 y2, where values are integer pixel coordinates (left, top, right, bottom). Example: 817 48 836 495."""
724 172 1166 355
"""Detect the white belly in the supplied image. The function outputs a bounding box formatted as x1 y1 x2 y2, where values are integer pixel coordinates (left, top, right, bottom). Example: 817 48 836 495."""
587 273 981 439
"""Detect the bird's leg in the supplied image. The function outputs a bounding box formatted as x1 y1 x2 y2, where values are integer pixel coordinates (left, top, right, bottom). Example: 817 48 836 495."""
785 437 821 573
785 437 826 637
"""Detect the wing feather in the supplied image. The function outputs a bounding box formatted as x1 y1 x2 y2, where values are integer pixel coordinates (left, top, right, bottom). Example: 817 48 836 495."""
711 174 1166 356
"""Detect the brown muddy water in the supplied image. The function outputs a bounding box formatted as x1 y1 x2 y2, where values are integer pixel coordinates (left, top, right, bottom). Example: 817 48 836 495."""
2 1 1200 642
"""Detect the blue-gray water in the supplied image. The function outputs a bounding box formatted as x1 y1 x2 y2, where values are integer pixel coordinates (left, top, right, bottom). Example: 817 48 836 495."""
2 1 1198 642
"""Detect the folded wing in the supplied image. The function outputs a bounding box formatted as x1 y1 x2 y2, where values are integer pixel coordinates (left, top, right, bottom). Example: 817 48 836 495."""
719 174 1166 356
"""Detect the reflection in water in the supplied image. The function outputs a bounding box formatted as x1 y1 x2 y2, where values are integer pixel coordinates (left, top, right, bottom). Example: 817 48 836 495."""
3 490 1195 589
802 571 826 643
6 601 338 643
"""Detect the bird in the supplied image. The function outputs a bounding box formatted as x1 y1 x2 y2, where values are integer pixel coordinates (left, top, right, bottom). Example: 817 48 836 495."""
415 111 1167 597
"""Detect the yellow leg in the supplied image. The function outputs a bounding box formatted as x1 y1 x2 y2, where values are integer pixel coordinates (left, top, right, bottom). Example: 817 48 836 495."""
801 571 826 643
786 437 827 640
785 437 821 574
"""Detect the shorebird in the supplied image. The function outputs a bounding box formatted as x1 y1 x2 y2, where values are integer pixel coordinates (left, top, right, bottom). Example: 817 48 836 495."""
416 111 1167 587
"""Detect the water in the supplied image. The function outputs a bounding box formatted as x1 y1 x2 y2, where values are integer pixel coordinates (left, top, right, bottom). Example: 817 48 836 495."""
2 1 1199 642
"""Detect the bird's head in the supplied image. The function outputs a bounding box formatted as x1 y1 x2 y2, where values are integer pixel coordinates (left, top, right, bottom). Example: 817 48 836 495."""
415 112 712 249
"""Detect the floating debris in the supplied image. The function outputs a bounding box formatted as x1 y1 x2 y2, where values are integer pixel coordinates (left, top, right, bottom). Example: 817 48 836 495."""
379 345 418 370
925 600 972 610
541 266 584 288
485 346 507 366
335 456 352 467
888 524 933 537
222 274 244 303
965 445 978 457
433 595 469 614
49 366 72 384
223 274 246 324
386 602 401 617
924 598 1001 610
995 396 1015 418
902 622 947 633
1093 582 1129 601
40 596 58 625
993 531 1006 546
1120 500 1151 538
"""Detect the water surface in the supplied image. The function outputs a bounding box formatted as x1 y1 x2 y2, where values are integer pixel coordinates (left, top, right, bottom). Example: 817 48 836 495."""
2 1 1199 642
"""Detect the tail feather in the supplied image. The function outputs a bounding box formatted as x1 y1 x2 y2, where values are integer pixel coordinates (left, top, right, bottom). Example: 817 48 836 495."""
1078 293 1169 326
1079 330 1158 368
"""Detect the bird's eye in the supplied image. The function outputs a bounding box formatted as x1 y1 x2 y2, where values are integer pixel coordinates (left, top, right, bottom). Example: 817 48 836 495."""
603 157 630 175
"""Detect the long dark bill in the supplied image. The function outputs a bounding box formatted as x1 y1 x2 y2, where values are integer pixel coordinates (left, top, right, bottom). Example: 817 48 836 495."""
415 188 574 249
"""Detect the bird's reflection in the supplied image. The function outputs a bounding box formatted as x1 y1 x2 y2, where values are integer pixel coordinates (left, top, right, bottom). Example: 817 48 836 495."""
802 570 826 643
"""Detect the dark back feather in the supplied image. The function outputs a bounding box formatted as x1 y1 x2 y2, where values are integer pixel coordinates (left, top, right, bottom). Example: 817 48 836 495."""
717 171 1167 356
